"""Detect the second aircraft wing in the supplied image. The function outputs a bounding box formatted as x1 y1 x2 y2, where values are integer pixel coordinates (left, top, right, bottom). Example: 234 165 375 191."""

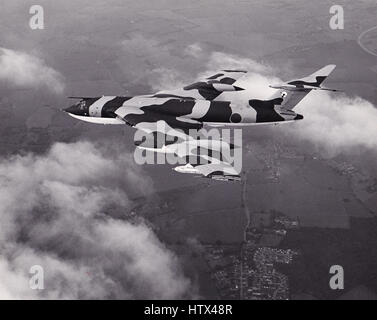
152 70 247 101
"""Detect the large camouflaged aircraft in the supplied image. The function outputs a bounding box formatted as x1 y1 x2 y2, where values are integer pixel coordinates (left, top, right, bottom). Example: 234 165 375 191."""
64 65 337 181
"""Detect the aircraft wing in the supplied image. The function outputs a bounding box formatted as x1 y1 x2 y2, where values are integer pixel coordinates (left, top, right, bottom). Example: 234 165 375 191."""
114 100 203 139
194 161 241 181
176 154 241 182
153 70 247 101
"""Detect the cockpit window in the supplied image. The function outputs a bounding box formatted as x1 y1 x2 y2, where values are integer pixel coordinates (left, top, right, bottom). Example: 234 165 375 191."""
77 100 86 110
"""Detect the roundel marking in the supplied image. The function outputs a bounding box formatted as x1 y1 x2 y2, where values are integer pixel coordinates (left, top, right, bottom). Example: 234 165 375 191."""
230 113 242 123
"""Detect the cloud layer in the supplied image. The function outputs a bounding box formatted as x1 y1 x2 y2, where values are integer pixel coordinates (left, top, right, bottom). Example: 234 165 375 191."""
0 141 194 299
0 47 65 94
287 92 377 156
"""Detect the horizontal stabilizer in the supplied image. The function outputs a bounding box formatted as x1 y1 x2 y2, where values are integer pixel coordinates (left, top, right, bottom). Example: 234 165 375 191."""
68 96 94 100
268 65 338 110
269 85 342 92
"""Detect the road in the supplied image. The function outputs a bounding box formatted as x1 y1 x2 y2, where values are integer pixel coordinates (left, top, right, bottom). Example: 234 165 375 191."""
358 26 377 57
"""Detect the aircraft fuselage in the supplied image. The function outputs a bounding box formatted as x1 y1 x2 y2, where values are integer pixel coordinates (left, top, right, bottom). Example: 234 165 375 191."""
64 95 303 127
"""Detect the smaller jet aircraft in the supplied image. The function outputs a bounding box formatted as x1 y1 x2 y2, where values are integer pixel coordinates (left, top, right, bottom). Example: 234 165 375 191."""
138 138 242 181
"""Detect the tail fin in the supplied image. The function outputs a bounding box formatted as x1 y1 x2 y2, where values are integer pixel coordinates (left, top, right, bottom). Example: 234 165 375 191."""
284 65 337 89
269 65 338 110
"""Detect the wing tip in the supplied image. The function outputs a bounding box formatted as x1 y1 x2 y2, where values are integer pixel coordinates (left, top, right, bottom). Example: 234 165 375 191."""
221 69 247 73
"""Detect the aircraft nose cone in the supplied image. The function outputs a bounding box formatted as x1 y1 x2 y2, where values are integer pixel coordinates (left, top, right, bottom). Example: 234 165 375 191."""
64 105 78 114
294 114 304 120
64 102 88 116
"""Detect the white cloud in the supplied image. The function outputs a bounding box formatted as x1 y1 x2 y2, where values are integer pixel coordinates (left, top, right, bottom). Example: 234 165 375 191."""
184 43 203 58
0 47 65 94
287 92 377 156
0 141 195 299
